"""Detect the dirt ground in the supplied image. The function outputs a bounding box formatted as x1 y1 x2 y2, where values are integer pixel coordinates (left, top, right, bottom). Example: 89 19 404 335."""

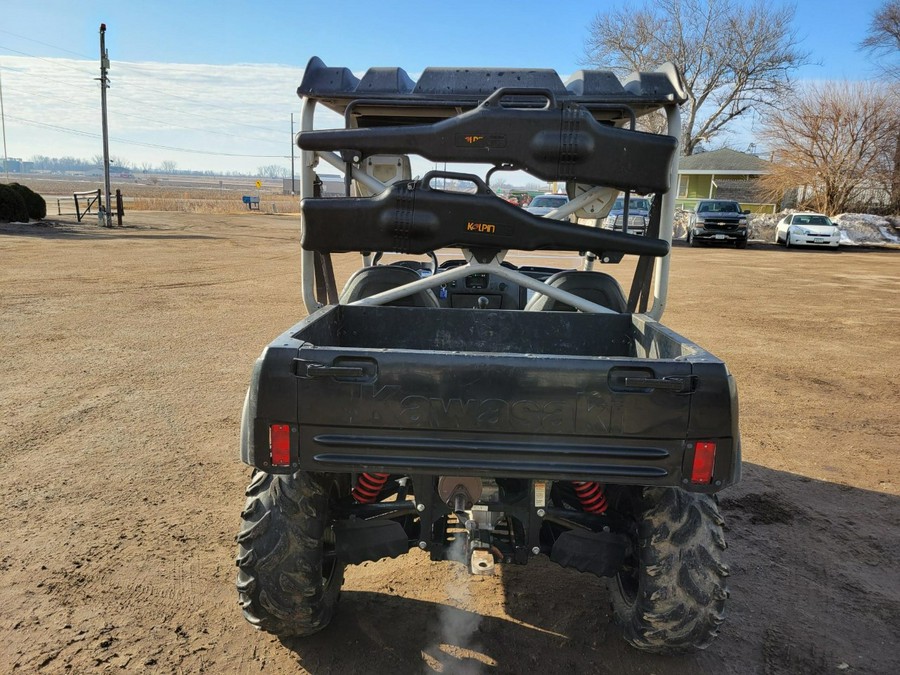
1 212 898 674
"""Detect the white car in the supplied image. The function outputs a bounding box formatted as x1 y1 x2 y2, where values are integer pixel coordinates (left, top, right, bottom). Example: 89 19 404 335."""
775 212 840 248
525 194 569 218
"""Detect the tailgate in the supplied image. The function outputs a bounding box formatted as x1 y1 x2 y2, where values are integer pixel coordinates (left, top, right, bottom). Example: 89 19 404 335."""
294 347 696 482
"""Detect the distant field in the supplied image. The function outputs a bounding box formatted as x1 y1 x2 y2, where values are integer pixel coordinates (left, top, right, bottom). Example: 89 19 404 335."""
14 174 301 214
10 174 899 247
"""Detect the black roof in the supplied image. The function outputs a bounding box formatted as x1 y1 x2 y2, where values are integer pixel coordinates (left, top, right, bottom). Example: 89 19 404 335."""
297 56 687 125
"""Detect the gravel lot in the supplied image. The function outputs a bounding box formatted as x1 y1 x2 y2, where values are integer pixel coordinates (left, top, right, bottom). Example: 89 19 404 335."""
1 212 897 674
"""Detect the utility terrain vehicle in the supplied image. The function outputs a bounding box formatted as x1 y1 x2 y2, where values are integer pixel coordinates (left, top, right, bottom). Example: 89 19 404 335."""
236 56 740 654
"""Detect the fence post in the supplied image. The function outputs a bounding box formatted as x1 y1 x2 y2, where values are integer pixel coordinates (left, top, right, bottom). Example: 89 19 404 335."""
116 189 124 226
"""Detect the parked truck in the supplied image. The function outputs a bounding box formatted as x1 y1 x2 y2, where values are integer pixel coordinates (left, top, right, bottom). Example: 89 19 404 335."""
236 56 740 654
687 199 752 248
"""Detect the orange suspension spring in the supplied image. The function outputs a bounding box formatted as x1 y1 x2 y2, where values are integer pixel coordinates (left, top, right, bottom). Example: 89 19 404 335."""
352 472 390 504
573 481 608 514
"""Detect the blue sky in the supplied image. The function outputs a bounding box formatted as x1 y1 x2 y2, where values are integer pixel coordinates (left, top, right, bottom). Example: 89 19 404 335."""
3 0 886 77
0 0 891 173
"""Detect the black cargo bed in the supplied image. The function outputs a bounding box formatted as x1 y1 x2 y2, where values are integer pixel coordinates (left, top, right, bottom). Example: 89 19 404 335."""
293 305 702 361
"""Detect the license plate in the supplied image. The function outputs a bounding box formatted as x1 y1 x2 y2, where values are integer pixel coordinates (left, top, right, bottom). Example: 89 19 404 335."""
715 234 726 240
814 237 824 243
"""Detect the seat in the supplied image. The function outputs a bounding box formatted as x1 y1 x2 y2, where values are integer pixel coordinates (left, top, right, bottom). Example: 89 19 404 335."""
524 270 627 313
339 265 440 307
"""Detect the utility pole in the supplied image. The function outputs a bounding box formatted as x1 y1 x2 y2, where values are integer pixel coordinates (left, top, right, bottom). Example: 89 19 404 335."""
290 113 295 195
98 23 112 227
0 64 9 182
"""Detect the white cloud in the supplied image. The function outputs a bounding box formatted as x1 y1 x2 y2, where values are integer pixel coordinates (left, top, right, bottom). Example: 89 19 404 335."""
0 55 345 173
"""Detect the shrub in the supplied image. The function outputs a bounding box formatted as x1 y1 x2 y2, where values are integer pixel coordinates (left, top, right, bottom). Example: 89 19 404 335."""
0 184 29 223
8 183 47 220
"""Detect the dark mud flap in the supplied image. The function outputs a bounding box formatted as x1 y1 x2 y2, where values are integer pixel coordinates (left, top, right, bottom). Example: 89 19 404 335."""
333 519 410 565
549 529 627 577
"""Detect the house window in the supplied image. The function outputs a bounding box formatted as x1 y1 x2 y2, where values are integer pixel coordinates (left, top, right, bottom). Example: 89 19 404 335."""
678 175 688 197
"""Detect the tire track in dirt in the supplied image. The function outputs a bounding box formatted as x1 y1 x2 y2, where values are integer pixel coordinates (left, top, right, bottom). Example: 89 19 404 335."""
1 212 898 674
1 253 299 300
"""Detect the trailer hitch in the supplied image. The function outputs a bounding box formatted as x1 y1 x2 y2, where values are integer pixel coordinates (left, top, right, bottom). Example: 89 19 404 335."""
439 476 496 575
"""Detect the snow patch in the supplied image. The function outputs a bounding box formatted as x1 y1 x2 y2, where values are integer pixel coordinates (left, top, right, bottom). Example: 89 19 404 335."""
832 213 898 246
839 230 858 246
747 211 899 246
878 226 900 244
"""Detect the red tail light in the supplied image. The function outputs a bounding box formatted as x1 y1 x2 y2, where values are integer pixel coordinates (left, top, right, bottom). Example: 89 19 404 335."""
270 424 292 466
690 441 716 484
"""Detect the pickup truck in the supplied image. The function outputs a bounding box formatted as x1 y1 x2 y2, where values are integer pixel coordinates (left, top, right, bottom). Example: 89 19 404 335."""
603 195 653 235
236 56 741 655
687 199 751 248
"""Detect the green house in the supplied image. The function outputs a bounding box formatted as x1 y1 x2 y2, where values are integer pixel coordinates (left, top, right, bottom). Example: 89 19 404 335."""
676 148 775 213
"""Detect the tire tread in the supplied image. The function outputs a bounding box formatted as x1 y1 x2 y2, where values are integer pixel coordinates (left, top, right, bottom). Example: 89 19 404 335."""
608 487 729 654
235 471 344 637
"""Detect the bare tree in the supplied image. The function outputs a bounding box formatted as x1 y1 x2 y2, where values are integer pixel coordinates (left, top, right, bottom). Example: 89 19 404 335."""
160 160 178 174
860 0 900 207
257 164 288 179
584 0 808 155
760 81 897 214
862 0 900 57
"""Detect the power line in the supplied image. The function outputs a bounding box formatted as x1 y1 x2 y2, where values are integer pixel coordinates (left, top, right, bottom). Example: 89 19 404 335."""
0 44 95 77
0 36 298 163
0 30 302 122
0 28 95 60
0 43 293 135
111 84 289 136
5 114 289 158
21 88 286 146
112 62 300 122
5 62 280 136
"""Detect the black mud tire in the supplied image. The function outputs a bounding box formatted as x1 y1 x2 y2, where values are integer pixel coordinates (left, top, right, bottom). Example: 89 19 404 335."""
236 470 346 637
607 487 729 654
688 231 699 247
736 239 748 249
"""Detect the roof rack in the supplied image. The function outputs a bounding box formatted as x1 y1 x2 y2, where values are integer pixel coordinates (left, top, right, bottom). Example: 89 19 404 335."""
298 56 688 126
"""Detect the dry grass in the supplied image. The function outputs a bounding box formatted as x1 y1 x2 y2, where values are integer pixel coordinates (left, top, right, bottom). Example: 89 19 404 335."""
130 195 299 214
16 175 301 215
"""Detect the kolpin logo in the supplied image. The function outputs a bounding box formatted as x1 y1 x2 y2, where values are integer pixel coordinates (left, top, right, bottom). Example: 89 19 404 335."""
467 221 496 234
464 135 484 144
349 385 610 434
